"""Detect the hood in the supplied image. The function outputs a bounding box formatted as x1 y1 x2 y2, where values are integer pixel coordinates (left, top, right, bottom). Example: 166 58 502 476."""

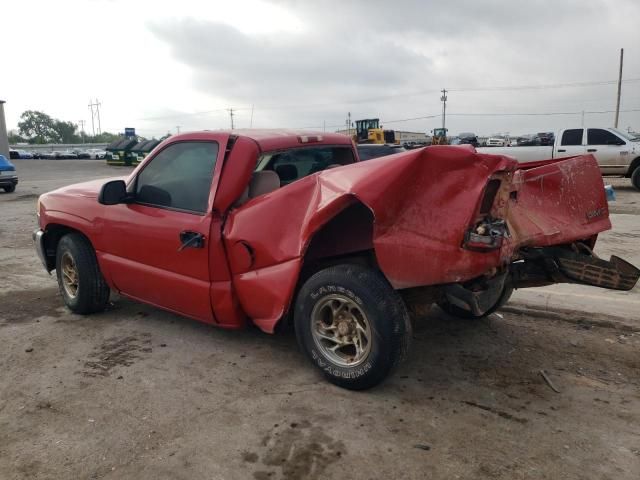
0 155 15 171
48 177 126 199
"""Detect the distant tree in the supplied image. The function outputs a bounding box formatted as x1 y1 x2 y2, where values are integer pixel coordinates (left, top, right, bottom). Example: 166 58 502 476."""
17 110 59 144
88 132 120 143
53 120 80 143
8 130 27 144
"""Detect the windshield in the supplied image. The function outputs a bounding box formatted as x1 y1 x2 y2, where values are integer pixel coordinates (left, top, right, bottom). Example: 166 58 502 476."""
611 128 640 141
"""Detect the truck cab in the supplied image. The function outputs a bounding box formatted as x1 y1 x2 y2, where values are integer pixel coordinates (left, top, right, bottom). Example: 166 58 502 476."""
556 127 638 176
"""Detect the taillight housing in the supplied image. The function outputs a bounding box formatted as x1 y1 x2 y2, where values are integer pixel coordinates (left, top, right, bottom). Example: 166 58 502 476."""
463 173 511 252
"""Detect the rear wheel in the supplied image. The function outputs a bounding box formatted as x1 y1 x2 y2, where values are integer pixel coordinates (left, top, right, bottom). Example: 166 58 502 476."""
3 185 16 193
437 285 513 319
294 264 412 390
631 166 640 191
56 233 110 314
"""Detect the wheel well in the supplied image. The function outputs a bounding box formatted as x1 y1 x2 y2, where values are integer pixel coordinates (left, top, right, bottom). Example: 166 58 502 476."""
625 156 640 177
42 224 87 270
301 201 377 280
277 202 379 333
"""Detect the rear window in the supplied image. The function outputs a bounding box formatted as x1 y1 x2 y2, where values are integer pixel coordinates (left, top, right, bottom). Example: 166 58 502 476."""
561 129 583 146
256 146 355 185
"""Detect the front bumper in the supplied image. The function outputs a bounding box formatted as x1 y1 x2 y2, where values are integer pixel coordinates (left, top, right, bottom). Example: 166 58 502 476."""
0 175 18 187
33 229 50 271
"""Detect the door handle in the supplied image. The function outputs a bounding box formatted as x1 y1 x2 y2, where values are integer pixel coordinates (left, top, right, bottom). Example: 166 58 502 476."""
587 148 597 152
557 149 566 152
178 231 205 251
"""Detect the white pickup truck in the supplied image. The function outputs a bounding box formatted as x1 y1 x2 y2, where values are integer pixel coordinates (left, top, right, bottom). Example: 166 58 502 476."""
478 127 640 190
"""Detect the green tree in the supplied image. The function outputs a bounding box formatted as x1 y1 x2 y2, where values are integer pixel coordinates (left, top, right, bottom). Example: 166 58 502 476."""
18 110 59 144
89 132 120 143
8 130 26 144
54 120 79 143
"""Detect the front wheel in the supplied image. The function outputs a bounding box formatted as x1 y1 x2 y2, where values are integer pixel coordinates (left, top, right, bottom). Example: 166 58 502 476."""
56 233 110 314
3 185 16 193
294 264 412 390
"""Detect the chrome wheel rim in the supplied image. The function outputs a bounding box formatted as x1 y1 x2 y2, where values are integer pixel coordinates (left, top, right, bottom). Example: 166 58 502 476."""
311 294 372 367
61 252 79 298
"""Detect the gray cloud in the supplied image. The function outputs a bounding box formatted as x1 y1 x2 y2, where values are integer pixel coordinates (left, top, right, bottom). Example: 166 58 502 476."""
147 0 640 135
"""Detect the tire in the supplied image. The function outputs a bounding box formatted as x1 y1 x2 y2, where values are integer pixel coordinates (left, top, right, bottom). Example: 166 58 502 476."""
437 285 514 319
294 264 412 390
631 166 640 191
4 185 16 193
55 233 110 314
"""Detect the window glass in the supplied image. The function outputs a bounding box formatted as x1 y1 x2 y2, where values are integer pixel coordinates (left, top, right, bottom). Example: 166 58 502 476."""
587 129 624 145
136 141 218 213
561 129 583 146
256 146 355 185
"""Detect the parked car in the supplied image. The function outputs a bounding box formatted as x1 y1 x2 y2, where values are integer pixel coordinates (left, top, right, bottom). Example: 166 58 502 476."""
478 127 640 190
537 132 555 146
33 130 639 389
40 151 56 159
515 134 540 146
450 132 479 147
485 137 506 147
87 149 106 159
357 144 406 160
72 150 91 159
10 150 34 159
54 151 78 159
0 154 18 192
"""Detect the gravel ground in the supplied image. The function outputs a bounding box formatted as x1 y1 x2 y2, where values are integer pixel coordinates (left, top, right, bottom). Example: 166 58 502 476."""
1 160 639 480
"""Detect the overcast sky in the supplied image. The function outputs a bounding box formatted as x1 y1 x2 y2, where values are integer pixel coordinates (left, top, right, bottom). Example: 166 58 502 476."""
3 0 640 138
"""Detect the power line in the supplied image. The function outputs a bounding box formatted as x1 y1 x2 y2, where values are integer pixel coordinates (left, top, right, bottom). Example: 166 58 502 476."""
248 77 640 111
375 108 640 126
119 77 640 127
448 78 640 93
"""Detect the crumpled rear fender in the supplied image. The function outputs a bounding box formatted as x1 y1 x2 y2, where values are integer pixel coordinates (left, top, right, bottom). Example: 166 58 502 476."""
224 147 612 332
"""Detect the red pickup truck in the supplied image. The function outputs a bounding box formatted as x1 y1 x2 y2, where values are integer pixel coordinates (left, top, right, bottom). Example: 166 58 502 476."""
34 130 639 389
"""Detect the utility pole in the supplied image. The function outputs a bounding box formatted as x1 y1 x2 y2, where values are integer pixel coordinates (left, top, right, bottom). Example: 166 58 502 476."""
88 100 95 137
250 104 254 128
227 108 235 129
440 89 448 130
97 100 101 135
0 100 9 160
88 99 102 136
614 48 624 128
79 120 86 143
347 112 351 137
176 125 181 134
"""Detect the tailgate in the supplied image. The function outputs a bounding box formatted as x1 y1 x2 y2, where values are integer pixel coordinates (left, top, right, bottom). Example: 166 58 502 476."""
506 154 611 247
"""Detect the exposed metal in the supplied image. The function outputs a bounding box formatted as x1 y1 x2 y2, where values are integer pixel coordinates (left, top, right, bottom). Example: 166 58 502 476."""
311 294 372 367
61 252 79 298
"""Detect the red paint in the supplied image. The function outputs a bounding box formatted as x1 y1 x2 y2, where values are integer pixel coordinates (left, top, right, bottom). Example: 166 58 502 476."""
38 131 613 333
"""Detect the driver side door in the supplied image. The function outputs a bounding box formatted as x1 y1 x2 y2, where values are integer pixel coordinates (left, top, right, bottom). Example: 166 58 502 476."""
100 140 220 323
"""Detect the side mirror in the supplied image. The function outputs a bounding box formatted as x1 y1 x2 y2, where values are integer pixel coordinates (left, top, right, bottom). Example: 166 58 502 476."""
98 180 128 205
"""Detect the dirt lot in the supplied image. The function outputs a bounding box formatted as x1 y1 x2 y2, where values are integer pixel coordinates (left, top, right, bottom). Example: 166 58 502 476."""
1 160 639 480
